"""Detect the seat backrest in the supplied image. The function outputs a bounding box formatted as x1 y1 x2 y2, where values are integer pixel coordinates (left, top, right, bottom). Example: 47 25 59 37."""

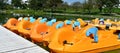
47 21 53 26
56 22 64 29
86 27 98 42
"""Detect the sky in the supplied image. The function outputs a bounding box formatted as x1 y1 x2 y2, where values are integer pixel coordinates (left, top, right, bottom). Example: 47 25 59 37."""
62 0 85 5
8 0 85 5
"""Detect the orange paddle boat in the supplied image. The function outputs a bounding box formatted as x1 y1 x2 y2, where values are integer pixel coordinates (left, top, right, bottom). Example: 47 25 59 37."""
30 23 49 43
49 24 120 53
17 18 33 39
77 18 87 27
3 18 19 34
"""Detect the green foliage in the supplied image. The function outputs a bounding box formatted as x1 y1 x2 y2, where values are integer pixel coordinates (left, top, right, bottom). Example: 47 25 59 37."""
95 0 119 13
47 0 63 7
105 0 119 13
28 0 63 10
0 0 8 10
71 2 82 12
29 0 47 10
12 0 22 8
82 0 97 13
0 0 120 14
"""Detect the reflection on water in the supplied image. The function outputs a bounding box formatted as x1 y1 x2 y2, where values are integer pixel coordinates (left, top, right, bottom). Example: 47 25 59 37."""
0 13 95 25
0 13 28 25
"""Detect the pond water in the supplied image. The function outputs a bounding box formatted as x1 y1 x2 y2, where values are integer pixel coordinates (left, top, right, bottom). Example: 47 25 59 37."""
0 13 95 25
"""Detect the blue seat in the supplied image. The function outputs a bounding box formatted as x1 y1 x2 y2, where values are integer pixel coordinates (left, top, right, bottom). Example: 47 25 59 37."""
56 22 64 29
51 19 56 23
100 18 104 21
40 20 46 23
24 17 28 21
43 18 47 21
47 21 53 26
72 21 80 28
30 17 33 19
99 18 104 25
30 18 36 23
66 20 71 25
86 27 98 43
118 33 120 39
29 17 36 23
39 18 47 23
74 21 80 26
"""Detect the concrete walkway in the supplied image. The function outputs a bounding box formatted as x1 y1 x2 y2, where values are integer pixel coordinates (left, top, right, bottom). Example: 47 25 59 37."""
0 25 49 53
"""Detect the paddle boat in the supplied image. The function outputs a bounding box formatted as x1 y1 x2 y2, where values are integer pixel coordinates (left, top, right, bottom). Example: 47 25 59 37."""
77 18 87 27
17 17 35 39
30 18 56 43
49 24 120 53
3 18 19 34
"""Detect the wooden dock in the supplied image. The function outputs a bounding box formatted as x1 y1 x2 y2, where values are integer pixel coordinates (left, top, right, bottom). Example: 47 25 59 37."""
0 25 49 53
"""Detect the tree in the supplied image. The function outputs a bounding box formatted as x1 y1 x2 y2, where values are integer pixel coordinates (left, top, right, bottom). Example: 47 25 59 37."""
71 2 82 12
44 0 63 14
29 0 47 10
28 0 63 10
0 0 8 10
95 0 119 13
12 0 22 8
105 0 119 13
21 0 29 9
83 0 94 13
61 2 69 12
47 0 63 7
95 0 106 12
